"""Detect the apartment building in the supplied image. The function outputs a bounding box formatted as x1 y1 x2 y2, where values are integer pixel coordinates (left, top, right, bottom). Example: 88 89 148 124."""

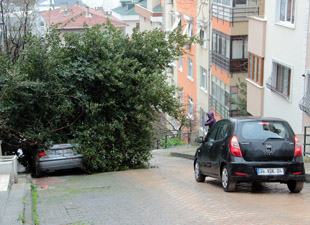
112 0 145 35
247 0 310 136
300 4 310 132
162 0 200 140
196 1 212 136
135 0 162 32
210 0 260 122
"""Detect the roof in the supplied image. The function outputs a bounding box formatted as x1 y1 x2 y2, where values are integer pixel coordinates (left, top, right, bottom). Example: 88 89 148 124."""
41 5 128 29
112 0 146 16
37 0 86 7
153 4 162 13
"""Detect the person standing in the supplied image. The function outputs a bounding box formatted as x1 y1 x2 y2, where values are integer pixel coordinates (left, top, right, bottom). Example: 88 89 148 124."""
204 111 216 129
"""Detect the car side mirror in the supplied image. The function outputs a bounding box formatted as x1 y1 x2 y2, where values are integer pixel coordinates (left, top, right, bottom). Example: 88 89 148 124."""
195 136 204 143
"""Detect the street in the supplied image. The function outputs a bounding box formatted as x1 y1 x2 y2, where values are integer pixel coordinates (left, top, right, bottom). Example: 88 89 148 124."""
33 150 310 225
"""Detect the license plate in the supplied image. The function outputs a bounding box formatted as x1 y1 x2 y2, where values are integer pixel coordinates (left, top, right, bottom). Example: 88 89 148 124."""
257 168 284 176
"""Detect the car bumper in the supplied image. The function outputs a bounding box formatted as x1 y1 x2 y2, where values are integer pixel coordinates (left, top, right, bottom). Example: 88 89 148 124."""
38 155 83 172
229 161 305 183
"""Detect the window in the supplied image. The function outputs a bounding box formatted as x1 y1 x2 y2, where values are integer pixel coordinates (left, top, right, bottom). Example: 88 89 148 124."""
248 53 264 86
187 57 193 80
183 15 194 38
276 64 291 97
306 72 310 95
279 0 295 24
179 90 183 105
200 66 207 91
205 122 220 142
178 56 183 71
238 121 291 141
211 75 230 118
197 21 208 48
248 0 258 6
212 32 230 59
171 11 182 30
267 62 291 98
299 71 310 114
234 0 246 7
217 121 230 140
213 0 232 7
188 97 194 118
232 37 248 59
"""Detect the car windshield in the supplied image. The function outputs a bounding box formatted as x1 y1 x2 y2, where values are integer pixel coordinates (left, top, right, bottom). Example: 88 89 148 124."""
238 121 293 141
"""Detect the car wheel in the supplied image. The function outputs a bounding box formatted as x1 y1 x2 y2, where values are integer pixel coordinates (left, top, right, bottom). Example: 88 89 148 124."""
221 165 236 192
194 160 205 182
287 181 304 193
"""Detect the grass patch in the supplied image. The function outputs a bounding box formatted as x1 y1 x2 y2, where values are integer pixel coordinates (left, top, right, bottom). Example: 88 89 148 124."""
31 184 40 225
17 214 25 223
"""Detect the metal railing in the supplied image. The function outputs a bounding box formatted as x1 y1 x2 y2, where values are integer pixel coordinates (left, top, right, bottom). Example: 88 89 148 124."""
304 126 310 156
212 3 259 23
265 76 290 99
299 94 310 115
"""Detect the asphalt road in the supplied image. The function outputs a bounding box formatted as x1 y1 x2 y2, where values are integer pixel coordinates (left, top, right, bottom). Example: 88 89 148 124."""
32 149 310 225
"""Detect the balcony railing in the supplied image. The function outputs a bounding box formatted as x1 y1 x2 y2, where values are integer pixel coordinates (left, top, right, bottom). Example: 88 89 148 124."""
210 95 230 118
299 94 310 115
212 3 259 23
212 52 248 73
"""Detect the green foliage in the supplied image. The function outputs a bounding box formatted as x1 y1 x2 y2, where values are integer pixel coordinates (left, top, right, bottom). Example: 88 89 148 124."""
0 23 191 173
31 184 39 225
161 137 186 149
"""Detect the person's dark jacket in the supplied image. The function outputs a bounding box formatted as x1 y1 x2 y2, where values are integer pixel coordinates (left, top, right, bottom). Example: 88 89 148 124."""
204 111 216 128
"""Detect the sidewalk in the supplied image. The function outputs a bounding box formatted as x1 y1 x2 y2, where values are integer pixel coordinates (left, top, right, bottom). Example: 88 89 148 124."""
0 175 33 225
168 145 310 182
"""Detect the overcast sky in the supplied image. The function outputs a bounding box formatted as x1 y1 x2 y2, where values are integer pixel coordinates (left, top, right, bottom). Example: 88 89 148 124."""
81 0 121 10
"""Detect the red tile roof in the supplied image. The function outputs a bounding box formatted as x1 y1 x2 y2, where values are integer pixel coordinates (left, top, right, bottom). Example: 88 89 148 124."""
41 5 127 29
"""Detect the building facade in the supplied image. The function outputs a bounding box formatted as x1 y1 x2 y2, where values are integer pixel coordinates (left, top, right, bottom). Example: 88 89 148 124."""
112 0 145 35
210 0 260 122
135 0 162 32
247 0 310 136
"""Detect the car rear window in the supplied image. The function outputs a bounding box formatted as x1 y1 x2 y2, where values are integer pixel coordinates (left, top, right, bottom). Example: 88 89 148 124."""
237 121 293 141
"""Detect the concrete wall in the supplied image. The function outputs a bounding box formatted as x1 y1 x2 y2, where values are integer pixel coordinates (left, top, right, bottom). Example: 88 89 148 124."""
248 17 266 58
247 79 264 116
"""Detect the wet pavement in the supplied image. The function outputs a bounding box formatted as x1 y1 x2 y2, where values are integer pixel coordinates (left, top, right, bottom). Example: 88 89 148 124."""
31 146 310 225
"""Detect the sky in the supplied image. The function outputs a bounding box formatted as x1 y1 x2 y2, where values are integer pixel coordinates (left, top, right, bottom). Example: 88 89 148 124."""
81 0 121 10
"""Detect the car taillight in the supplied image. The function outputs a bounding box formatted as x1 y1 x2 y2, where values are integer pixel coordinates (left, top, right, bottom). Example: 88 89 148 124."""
294 136 302 157
38 151 46 158
229 136 242 157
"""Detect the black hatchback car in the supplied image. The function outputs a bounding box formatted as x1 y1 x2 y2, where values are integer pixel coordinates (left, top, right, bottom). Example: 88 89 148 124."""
194 117 305 192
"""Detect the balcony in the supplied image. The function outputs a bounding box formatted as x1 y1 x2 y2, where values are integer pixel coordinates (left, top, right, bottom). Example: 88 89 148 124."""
212 3 259 23
210 95 230 118
212 52 248 73
299 94 310 115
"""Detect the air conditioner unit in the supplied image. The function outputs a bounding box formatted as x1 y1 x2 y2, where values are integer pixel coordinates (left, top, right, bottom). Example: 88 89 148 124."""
166 0 173 4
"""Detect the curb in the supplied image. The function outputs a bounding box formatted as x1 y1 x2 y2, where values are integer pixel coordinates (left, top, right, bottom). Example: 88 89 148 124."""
170 152 194 160
170 152 310 183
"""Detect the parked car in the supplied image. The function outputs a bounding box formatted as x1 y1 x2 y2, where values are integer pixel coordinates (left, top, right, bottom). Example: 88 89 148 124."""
35 143 83 177
194 117 305 193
